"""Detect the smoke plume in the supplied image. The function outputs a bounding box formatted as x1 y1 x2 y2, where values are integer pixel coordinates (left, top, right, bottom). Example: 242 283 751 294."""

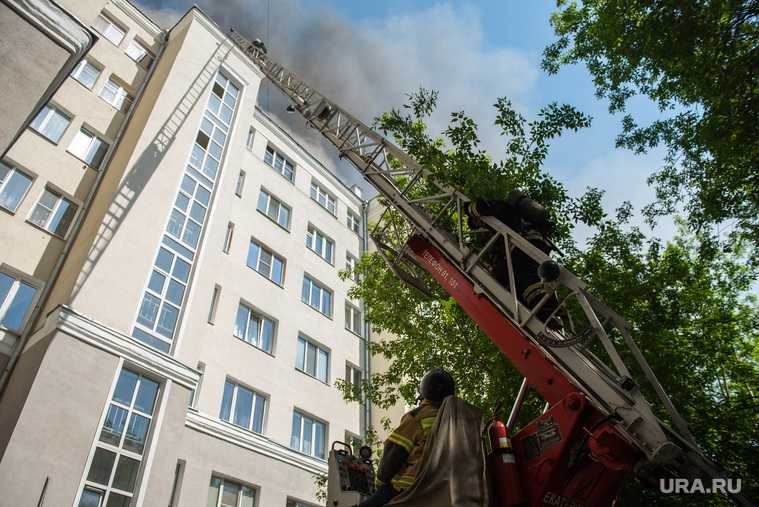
139 0 537 192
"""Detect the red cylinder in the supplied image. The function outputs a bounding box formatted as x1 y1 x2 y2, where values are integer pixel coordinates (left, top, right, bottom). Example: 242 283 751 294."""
488 420 526 506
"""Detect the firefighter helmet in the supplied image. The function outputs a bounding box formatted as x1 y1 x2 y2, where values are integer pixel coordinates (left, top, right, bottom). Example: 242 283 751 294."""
420 368 456 402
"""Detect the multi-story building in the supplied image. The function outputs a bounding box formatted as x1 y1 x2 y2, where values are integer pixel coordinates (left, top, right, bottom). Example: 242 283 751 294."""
0 2 369 506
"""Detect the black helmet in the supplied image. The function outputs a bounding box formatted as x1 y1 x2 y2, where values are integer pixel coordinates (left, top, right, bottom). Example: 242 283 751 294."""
420 368 455 403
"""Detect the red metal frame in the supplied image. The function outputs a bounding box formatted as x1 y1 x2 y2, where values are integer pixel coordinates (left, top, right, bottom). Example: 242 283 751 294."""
407 236 638 506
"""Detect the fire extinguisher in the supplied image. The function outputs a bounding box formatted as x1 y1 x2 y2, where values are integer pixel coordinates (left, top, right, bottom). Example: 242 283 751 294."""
487 419 526 506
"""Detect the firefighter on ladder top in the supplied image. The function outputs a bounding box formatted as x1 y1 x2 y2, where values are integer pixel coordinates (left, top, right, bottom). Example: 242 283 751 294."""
466 189 563 330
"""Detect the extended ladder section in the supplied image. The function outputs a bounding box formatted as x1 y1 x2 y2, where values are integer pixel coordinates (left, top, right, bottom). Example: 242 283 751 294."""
229 31 745 504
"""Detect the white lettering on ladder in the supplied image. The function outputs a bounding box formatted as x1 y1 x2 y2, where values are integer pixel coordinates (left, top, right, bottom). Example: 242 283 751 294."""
422 250 459 290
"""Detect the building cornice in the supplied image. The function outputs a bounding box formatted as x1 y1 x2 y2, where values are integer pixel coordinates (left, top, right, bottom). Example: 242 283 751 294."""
186 409 328 475
110 0 162 38
49 306 200 389
254 107 365 207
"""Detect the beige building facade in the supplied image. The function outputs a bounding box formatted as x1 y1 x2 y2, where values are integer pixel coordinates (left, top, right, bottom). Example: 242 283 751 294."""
0 2 370 506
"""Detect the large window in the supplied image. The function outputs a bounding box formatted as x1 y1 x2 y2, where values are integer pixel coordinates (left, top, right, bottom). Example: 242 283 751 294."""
347 209 362 236
290 410 326 459
234 303 275 353
132 72 240 352
296 334 329 383
257 189 290 230
310 181 336 215
78 368 159 507
345 303 362 336
28 187 77 238
264 144 294 182
0 270 38 333
125 38 154 69
219 379 267 434
100 77 133 112
207 476 257 507
166 174 211 250
287 499 319 507
306 225 334 264
0 162 33 213
247 239 285 285
70 59 101 89
29 104 70 143
68 127 109 168
134 247 191 351
301 275 332 317
94 13 125 46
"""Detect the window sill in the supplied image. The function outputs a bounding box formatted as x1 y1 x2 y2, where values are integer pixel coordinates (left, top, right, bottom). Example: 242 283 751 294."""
0 205 20 217
26 127 62 147
69 76 97 92
66 150 101 171
301 300 333 320
306 247 335 267
294 367 330 386
233 334 276 358
289 446 328 462
218 417 265 438
246 263 285 289
263 161 296 185
256 208 290 233
310 198 338 220
25 219 67 240
345 328 364 339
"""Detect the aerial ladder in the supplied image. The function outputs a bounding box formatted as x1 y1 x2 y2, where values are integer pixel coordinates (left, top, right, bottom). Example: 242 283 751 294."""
228 31 750 507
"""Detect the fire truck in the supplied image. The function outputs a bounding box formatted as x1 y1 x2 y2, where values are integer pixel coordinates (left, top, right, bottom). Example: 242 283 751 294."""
228 31 751 507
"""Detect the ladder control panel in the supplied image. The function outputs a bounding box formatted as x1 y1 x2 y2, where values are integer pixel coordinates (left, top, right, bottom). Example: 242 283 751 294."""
327 442 375 505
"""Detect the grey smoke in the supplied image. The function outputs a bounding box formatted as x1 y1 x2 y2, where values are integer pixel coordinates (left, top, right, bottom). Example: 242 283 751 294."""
140 0 537 193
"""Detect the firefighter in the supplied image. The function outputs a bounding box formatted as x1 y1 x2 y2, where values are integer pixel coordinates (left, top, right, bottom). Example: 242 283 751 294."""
467 189 561 329
356 369 456 507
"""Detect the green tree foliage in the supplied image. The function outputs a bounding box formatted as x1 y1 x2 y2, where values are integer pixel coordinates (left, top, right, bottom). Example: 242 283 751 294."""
543 0 759 255
337 91 759 504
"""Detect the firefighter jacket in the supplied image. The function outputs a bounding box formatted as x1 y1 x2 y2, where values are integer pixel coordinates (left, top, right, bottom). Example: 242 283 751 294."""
377 400 440 491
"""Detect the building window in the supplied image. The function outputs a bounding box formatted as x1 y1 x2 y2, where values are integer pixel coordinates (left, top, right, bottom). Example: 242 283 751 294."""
290 410 326 459
29 104 70 143
257 189 291 230
167 174 211 250
247 239 285 285
135 247 191 351
125 38 154 69
264 144 294 182
345 253 359 282
301 275 332 317
345 303 362 337
208 285 221 324
207 476 257 507
345 363 362 393
28 187 77 238
296 335 329 383
70 59 101 89
94 13 125 46
68 127 109 168
0 162 33 213
347 209 362 236
223 221 234 254
100 77 133 112
234 303 275 353
219 379 267 434
0 270 38 333
235 170 246 197
208 73 238 125
310 182 336 215
78 368 159 507
245 128 255 150
306 225 334 265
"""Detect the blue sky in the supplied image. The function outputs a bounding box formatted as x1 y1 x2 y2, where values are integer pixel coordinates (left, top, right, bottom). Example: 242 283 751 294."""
139 0 675 241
